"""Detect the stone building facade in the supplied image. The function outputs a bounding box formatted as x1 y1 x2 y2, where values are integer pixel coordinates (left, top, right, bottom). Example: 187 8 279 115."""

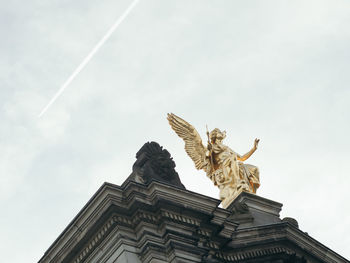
39 142 349 263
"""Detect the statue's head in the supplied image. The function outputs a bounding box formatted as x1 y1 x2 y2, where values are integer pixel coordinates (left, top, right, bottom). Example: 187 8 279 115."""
210 128 226 143
130 141 185 189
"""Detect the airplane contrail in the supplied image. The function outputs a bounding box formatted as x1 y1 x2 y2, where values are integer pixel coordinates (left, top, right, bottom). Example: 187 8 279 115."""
38 0 140 118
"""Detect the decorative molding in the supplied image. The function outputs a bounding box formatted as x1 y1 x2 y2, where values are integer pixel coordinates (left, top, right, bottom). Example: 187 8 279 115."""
73 216 116 263
161 210 200 226
217 246 290 262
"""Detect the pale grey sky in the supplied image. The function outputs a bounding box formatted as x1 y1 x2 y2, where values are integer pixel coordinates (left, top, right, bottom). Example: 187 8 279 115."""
1 0 350 262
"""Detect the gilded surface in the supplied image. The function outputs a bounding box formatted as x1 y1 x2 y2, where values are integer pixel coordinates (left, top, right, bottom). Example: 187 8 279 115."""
167 113 260 208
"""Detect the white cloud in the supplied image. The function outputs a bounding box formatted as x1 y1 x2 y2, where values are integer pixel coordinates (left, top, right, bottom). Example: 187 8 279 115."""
1 1 350 262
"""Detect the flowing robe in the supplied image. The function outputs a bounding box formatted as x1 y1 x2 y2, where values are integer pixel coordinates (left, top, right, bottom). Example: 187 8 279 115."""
210 143 260 195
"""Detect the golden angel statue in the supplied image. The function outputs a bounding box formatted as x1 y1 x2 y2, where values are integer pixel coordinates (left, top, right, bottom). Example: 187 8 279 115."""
167 113 260 208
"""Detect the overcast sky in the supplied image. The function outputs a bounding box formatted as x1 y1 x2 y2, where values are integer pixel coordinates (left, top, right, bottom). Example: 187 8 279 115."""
1 0 350 262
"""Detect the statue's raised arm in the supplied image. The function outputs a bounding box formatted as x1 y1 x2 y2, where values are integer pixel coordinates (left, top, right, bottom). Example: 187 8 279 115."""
167 113 261 208
237 138 260 162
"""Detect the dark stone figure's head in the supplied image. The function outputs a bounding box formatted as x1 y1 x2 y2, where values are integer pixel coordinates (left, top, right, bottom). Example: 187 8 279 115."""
129 141 185 189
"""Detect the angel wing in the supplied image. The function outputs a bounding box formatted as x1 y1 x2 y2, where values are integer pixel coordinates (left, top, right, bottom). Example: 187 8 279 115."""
167 113 208 170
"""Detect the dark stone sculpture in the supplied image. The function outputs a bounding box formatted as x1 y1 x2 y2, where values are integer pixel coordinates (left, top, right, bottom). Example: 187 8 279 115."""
128 141 185 189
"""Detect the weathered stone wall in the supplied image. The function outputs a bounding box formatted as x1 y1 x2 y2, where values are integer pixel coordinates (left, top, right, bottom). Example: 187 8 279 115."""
39 180 349 263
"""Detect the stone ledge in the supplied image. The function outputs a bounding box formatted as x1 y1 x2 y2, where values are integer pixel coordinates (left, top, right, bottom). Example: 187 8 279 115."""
228 191 282 217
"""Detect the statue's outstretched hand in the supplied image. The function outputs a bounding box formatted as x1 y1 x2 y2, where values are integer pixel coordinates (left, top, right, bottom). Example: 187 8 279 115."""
254 138 260 150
